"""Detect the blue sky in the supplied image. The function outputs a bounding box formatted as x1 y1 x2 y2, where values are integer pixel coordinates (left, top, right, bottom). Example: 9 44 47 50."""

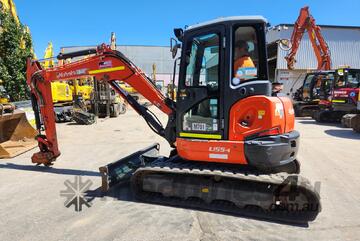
15 0 360 57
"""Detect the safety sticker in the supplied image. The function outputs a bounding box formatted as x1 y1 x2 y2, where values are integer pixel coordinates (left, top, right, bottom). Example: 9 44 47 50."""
213 123 218 131
99 60 113 69
258 110 265 119
235 67 257 80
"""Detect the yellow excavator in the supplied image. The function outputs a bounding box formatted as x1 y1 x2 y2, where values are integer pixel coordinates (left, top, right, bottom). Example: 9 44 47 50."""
43 43 94 122
0 0 19 24
0 0 38 158
45 38 125 123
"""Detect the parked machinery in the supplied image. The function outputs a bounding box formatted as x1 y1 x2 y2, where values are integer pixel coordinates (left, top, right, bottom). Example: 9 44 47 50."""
27 16 320 223
292 71 334 117
322 68 360 125
42 41 126 124
91 78 126 118
282 6 332 117
314 68 360 122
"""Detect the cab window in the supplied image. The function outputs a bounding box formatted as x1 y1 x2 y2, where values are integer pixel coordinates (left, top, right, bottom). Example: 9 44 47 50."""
185 33 219 90
232 26 259 86
347 71 360 88
182 98 219 132
182 32 220 133
303 74 314 99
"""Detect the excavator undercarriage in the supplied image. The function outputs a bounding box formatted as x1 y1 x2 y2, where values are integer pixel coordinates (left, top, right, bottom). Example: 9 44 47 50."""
100 143 320 224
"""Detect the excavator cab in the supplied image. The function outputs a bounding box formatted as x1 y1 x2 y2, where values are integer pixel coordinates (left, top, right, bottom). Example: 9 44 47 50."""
175 17 269 141
170 17 300 172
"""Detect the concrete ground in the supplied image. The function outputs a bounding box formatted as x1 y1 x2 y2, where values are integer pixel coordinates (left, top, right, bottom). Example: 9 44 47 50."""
1 109 360 241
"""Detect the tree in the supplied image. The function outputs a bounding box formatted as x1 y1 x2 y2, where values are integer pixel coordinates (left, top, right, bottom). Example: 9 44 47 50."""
0 9 33 101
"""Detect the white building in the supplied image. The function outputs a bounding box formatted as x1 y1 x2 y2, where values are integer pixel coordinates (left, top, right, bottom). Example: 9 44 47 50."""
267 24 360 94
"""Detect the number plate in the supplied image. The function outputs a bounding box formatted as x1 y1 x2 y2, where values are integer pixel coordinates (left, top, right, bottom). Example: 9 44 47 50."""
192 123 207 131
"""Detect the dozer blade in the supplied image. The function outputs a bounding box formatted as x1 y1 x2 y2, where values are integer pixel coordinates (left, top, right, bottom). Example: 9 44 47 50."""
0 110 38 158
99 143 160 192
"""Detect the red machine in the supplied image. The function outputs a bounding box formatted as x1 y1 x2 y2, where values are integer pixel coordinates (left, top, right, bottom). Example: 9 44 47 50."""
285 6 331 71
315 68 360 122
27 17 320 223
284 6 334 118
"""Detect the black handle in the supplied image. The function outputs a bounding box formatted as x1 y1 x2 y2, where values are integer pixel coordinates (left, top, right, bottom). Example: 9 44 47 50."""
57 48 97 60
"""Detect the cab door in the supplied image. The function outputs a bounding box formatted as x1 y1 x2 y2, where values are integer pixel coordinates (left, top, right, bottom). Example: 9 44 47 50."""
176 26 225 140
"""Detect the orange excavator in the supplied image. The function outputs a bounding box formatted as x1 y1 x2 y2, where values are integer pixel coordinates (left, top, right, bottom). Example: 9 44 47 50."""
27 16 320 223
282 6 333 117
284 6 331 71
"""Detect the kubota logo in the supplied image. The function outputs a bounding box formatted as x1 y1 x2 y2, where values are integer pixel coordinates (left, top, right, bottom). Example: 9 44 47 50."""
57 68 88 79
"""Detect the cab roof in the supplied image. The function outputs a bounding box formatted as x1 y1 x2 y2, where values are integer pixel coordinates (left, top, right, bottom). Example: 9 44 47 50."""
186 16 267 31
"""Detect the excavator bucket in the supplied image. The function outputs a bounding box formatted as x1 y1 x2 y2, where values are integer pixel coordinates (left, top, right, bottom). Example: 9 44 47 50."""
0 109 38 158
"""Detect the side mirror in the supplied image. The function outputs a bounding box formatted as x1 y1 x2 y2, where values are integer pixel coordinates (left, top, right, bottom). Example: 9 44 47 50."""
278 39 292 51
170 38 181 59
174 28 184 42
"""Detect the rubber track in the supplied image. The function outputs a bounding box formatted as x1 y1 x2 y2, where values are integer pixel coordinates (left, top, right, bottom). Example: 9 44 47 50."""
131 158 321 224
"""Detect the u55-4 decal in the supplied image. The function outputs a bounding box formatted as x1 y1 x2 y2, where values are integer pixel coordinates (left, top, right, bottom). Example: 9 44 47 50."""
209 146 231 153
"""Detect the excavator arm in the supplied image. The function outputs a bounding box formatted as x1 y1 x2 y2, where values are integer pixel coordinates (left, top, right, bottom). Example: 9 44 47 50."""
27 44 175 165
285 6 331 70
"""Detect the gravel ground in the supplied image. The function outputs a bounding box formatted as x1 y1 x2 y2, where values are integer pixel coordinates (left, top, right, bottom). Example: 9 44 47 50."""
0 109 360 241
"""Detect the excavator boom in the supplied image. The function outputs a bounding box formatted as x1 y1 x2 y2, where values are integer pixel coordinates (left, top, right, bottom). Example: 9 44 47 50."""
27 44 175 165
285 6 331 70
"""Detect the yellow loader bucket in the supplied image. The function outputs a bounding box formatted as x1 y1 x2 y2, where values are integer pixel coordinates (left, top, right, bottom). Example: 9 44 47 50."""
0 109 38 158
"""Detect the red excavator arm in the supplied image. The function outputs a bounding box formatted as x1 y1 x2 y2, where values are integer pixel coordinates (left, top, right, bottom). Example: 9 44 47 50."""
27 44 175 165
285 6 331 70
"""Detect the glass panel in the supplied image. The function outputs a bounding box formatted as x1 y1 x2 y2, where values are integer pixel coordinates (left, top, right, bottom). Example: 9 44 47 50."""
303 74 314 99
321 73 334 96
232 26 259 86
347 70 360 88
185 33 219 90
182 98 219 132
